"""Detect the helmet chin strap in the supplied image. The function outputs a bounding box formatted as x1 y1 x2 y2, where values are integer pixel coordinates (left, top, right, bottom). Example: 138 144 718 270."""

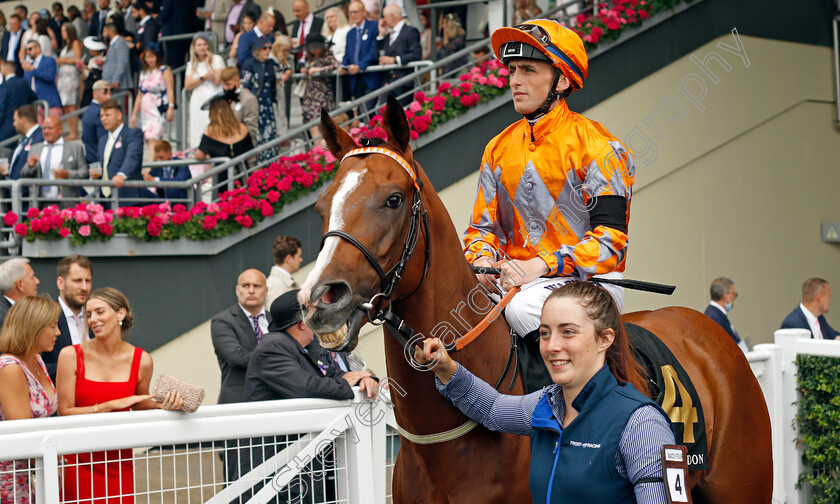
524 68 570 121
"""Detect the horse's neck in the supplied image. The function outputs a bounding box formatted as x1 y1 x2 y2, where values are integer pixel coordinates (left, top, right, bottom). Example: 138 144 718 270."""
384 184 514 433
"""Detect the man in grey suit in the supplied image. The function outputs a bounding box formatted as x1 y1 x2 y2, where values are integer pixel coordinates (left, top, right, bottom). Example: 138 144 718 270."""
221 67 258 145
21 117 89 207
0 258 40 329
102 22 133 93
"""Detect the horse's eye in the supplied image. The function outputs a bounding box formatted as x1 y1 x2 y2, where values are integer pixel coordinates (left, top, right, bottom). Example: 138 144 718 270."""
386 194 404 209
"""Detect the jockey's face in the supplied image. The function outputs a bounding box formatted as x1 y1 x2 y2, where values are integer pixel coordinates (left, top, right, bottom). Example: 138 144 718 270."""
538 296 613 400
507 58 569 115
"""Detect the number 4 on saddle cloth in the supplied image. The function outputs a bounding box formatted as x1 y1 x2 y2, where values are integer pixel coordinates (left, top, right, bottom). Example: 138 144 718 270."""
517 323 709 472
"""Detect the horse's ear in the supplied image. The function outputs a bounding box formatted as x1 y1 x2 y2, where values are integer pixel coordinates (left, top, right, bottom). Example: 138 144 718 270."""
319 108 357 158
382 95 410 154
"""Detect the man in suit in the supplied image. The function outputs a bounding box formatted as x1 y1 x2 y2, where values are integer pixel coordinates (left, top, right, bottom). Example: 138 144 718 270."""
1 14 25 76
0 257 40 329
221 67 258 145
6 105 43 184
158 0 202 68
81 80 111 165
243 289 375 502
41 255 93 383
236 12 274 67
120 0 139 35
0 60 37 143
265 236 302 310
102 23 133 93
376 4 421 106
131 2 160 59
703 277 747 352
21 117 89 207
290 0 324 70
143 140 191 200
95 99 144 205
211 268 270 483
340 1 382 110
49 3 68 49
22 41 63 118
90 0 115 38
781 278 840 340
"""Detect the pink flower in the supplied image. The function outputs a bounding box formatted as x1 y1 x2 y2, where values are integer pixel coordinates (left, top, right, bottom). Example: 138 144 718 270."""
451 88 462 98
79 225 91 237
13 223 27 236
498 67 509 76
592 27 604 37
638 9 649 19
235 215 254 228
478 76 488 85
86 203 104 214
460 95 472 107
59 227 71 238
60 208 73 220
74 210 91 224
459 82 473 93
459 74 470 81
409 101 422 112
3 212 17 226
202 215 218 230
27 207 40 219
409 130 419 140
92 213 107 226
267 190 280 203
576 13 587 24
438 82 452 92
431 95 446 112
98 224 113 236
207 203 220 214
413 91 428 102
147 216 163 237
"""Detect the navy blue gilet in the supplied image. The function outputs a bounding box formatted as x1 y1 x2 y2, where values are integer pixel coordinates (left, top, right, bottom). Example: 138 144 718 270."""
528 365 667 504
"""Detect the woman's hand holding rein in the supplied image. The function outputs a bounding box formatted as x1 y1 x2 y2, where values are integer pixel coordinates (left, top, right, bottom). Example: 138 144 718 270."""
414 338 458 384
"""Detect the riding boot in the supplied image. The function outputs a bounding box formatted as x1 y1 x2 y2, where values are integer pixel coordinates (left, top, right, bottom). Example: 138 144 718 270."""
516 329 553 393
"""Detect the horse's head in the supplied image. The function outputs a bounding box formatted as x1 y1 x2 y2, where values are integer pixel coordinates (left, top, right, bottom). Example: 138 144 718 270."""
301 96 426 351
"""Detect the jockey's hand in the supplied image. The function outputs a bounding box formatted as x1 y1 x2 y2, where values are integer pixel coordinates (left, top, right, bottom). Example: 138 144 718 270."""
413 338 458 384
472 256 499 290
499 257 549 289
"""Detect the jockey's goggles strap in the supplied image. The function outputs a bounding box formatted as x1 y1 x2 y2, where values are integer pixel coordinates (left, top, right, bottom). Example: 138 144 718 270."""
513 23 585 85
342 147 421 192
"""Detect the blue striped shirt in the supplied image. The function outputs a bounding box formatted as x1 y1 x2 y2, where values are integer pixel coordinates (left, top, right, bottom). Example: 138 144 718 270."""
436 365 675 503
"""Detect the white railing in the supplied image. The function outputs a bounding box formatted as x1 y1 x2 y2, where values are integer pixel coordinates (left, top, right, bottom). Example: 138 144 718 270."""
745 329 840 504
0 389 398 504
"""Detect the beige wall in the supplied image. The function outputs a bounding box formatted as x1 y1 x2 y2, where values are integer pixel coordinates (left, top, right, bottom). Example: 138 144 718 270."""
153 34 840 402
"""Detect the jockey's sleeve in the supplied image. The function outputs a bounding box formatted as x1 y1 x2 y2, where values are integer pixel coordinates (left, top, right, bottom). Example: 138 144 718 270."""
550 142 635 278
463 157 503 264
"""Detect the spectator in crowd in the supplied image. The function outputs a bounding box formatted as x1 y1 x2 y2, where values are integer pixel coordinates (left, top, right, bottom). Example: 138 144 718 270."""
290 0 323 70
14 5 29 30
1 14 24 76
57 287 184 503
340 1 381 110
143 140 190 200
269 7 287 37
22 40 63 118
0 296 60 504
227 11 254 63
94 98 144 204
41 255 93 384
131 45 175 160
703 277 746 352
472 45 491 62
0 60 37 143
158 0 202 68
513 0 542 25
419 11 431 61
198 0 234 47
211 269 269 481
49 3 68 48
0 10 6 42
437 12 466 76
377 4 421 106
362 0 380 21
82 0 97 28
0 257 40 328
22 117 89 207
120 0 138 35
236 11 274 67
220 66 259 145
80 37 107 108
6 105 44 184
20 14 55 60
266 236 302 309
781 278 839 340
298 33 339 141
131 2 160 64
56 23 83 139
90 0 114 39
194 96 254 193
322 7 351 65
270 36 292 135
101 22 132 92
222 0 260 49
185 32 224 150
242 289 376 503
68 6 89 41
81 79 110 165
241 36 282 163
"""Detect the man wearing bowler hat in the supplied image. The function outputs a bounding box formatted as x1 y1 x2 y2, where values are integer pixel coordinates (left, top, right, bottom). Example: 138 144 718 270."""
243 289 377 503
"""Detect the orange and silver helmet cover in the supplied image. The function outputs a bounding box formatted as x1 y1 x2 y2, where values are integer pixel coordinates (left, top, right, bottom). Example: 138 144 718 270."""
491 19 588 91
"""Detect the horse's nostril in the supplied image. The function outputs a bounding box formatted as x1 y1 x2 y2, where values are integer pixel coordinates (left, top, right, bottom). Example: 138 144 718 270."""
312 281 352 310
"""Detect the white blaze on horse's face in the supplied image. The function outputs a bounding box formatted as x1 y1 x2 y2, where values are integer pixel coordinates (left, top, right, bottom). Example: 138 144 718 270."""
299 168 368 309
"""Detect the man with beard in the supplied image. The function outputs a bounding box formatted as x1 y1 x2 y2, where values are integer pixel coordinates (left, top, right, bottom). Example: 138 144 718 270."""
42 255 93 383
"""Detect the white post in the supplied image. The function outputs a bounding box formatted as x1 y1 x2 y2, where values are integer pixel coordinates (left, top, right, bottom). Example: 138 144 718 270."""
343 392 383 504
749 344 785 504
775 329 812 504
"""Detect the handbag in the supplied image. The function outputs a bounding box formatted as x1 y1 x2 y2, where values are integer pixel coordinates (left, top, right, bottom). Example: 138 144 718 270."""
153 373 205 413
292 78 307 98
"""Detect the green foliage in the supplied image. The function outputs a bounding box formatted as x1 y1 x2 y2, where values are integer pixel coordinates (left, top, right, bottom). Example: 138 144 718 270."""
796 354 840 503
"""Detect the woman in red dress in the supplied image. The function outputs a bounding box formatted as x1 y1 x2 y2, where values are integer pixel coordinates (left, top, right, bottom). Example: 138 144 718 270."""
56 287 183 503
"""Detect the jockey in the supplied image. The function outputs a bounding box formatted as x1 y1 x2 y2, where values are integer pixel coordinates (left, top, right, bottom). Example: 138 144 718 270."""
464 19 636 340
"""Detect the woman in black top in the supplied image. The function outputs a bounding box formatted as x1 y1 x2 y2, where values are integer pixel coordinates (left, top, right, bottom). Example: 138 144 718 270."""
194 98 254 196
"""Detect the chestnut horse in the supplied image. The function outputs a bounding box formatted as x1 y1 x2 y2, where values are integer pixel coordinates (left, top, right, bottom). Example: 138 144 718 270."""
300 97 772 503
